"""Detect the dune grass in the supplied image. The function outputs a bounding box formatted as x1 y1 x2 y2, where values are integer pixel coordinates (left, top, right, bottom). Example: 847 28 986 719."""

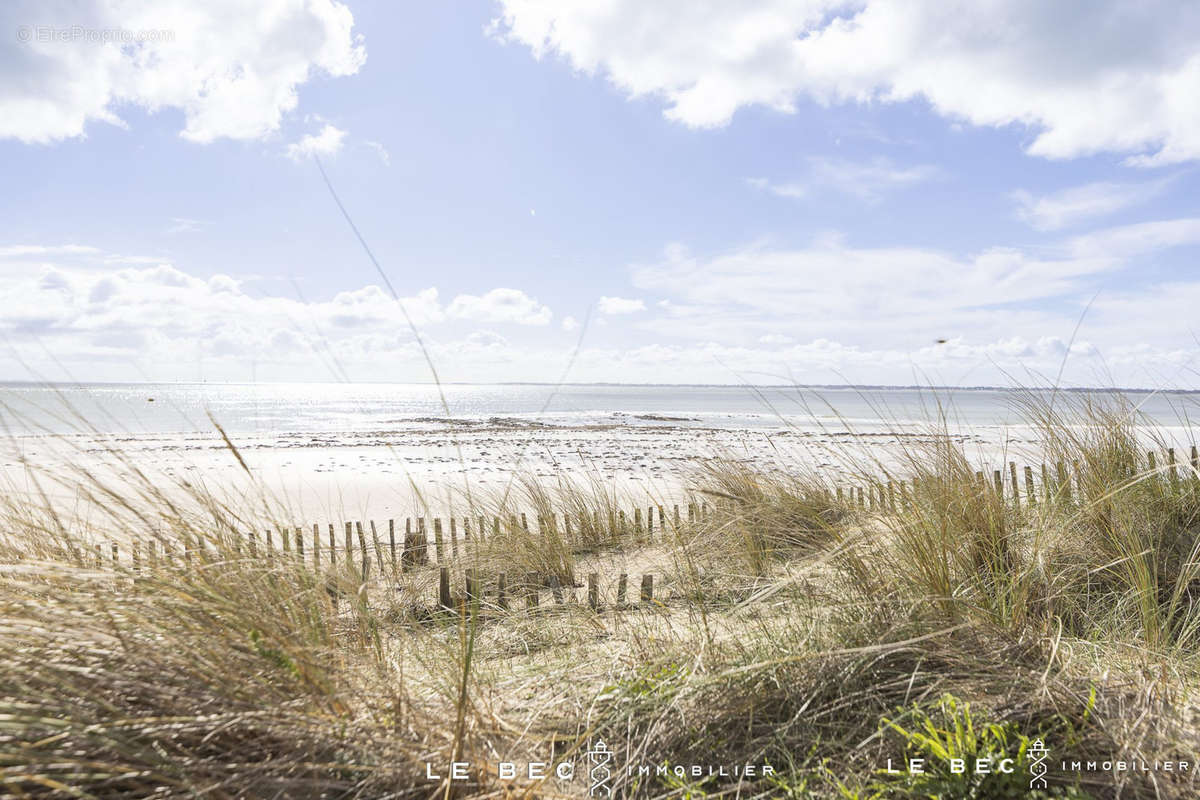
2 390 1200 797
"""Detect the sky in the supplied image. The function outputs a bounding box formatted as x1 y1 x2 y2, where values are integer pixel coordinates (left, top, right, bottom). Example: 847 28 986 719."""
2 1 1200 388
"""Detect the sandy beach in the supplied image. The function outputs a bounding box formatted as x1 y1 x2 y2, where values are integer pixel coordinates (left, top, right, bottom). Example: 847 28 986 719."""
1 411 1030 531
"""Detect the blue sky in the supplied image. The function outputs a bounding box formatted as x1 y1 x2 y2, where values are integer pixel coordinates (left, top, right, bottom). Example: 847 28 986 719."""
3 1 1200 387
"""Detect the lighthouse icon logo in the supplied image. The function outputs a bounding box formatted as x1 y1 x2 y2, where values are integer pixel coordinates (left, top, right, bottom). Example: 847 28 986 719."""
587 739 613 797
1028 738 1049 789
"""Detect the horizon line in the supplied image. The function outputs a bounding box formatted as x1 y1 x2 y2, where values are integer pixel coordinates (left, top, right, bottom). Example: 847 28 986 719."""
1 379 1198 394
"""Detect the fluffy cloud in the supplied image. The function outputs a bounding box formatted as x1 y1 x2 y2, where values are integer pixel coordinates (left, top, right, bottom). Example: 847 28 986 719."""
0 248 570 381
6 225 1200 387
597 296 646 314
446 288 552 325
1013 178 1174 231
492 1 1200 164
631 219 1200 353
285 124 347 161
2 0 365 144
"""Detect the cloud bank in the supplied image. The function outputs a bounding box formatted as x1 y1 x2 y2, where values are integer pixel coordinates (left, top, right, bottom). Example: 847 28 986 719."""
492 0 1200 164
1 0 364 144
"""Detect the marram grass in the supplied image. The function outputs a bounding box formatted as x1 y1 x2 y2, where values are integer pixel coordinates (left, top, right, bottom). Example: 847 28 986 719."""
2 391 1200 798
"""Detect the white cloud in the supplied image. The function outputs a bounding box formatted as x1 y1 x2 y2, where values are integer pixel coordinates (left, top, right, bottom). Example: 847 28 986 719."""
492 1 1200 164
446 288 552 325
631 219 1200 351
0 249 573 380
7 230 1200 387
363 140 391 166
597 296 646 314
285 123 347 161
164 217 208 235
749 156 938 203
1 0 365 144
1013 178 1174 231
561 315 580 331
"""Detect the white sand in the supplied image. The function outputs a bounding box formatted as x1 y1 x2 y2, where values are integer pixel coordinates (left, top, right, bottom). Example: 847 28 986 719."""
0 416 1040 533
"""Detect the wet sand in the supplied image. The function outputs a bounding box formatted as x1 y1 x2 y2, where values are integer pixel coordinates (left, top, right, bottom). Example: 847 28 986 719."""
0 415 1030 529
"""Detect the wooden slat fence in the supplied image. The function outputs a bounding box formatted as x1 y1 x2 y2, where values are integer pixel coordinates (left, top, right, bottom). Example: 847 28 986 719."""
61 446 1200 610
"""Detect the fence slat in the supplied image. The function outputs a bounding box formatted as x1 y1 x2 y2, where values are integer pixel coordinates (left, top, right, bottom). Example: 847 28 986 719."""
439 567 451 609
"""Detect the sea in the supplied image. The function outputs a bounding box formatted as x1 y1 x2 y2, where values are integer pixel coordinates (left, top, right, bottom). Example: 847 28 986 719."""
1 382 1197 438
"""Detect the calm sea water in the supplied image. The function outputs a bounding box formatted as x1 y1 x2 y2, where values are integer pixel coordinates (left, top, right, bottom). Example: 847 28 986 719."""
1 382 1198 437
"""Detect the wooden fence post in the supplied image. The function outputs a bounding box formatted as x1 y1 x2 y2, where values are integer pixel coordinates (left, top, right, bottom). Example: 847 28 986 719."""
497 573 508 610
370 521 384 575
439 567 452 610
588 573 599 611
465 568 479 612
1055 462 1070 502
354 522 368 580
616 573 627 606
433 519 445 564
388 520 396 574
1009 462 1021 509
313 523 321 568
640 574 653 603
526 573 539 609
1024 466 1036 507
328 524 336 567
450 518 459 559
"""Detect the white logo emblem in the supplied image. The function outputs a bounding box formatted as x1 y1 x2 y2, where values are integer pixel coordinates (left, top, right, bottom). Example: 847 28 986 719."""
587 739 613 796
1028 738 1049 789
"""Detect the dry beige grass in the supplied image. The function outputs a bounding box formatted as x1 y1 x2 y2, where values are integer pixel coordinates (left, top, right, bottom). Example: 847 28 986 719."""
3 391 1200 798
